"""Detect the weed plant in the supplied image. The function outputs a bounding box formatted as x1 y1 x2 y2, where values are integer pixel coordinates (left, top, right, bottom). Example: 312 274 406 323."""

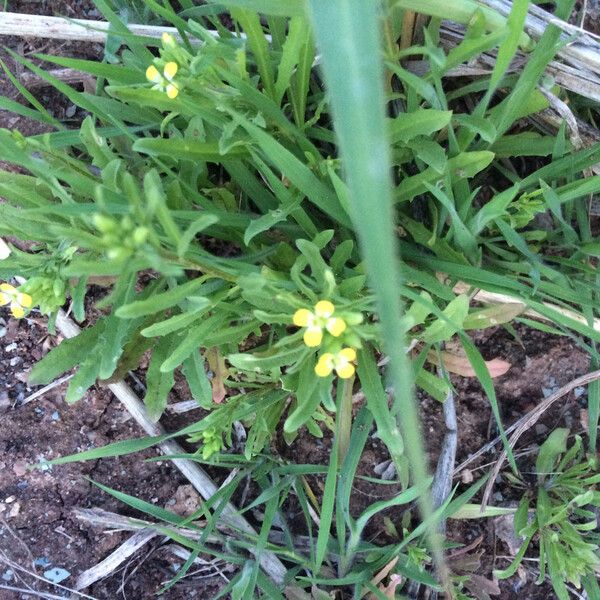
1 0 600 596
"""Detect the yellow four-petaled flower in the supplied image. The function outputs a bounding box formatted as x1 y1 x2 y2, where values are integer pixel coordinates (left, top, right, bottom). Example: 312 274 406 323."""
0 283 32 319
293 300 347 347
315 347 356 379
146 62 179 99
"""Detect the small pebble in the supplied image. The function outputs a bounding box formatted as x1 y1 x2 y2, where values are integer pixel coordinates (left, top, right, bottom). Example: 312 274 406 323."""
535 424 548 435
1 569 13 582
5 342 17 352
51 411 60 421
43 567 70 584
492 492 504 502
574 386 586 399
9 356 22 367
34 557 51 567
65 105 77 118
0 326 7 338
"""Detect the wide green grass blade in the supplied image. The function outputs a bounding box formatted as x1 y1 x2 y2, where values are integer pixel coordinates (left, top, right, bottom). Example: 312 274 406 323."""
306 0 446 586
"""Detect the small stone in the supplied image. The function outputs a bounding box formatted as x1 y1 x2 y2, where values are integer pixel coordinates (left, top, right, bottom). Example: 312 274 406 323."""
12 460 27 477
492 492 504 503
535 424 548 436
9 356 22 367
51 411 60 421
4 496 15 504
43 567 70 584
2 569 13 582
65 105 77 118
461 469 474 484
8 502 20 518
574 386 586 399
34 557 51 567
5 342 17 352
0 326 7 338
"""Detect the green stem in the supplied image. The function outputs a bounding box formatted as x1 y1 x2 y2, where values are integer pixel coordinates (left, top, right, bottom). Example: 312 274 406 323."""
336 375 354 466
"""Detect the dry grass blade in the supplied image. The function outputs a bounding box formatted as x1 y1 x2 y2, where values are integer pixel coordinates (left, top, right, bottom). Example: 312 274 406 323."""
54 310 287 586
480 368 600 510
75 529 157 590
0 13 190 45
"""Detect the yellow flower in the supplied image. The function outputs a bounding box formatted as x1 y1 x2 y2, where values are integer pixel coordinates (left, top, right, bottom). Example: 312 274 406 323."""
146 61 179 99
0 283 33 319
292 300 347 347
315 348 357 379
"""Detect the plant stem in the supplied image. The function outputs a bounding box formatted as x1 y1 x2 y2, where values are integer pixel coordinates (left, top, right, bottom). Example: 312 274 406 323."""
336 376 354 466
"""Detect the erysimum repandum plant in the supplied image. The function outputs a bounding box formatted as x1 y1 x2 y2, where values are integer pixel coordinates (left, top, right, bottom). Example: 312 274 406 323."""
1 0 600 596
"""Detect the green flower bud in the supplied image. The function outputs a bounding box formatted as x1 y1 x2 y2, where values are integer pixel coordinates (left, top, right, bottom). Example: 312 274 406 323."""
93 213 117 233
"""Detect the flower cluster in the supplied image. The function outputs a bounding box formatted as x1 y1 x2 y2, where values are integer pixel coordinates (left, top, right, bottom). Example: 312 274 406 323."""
145 33 185 99
315 347 357 379
292 300 361 379
19 276 66 316
0 283 32 319
293 300 346 347
93 213 149 261
146 61 179 99
201 427 223 460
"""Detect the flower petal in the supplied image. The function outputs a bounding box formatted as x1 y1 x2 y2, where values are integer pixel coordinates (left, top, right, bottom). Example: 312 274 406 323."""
293 308 312 327
303 326 323 347
314 300 334 318
0 292 10 306
315 354 334 377
10 302 25 318
336 362 355 379
164 61 178 80
339 347 357 362
146 65 161 83
166 84 179 99
0 283 15 294
16 292 32 308
326 317 346 337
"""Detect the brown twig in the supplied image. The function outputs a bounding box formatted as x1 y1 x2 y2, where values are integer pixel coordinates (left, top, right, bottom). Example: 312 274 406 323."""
480 368 600 510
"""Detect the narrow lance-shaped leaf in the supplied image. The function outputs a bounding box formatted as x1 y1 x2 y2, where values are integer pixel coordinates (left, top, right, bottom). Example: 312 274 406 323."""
307 0 445 581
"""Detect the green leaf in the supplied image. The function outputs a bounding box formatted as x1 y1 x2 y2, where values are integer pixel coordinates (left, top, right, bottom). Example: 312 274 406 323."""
536 428 569 484
29 324 101 385
140 307 209 338
357 347 405 480
144 336 177 421
307 0 441 575
396 151 495 202
116 278 206 318
182 351 213 409
388 109 452 143
421 295 469 344
283 360 326 433
44 435 168 465
133 138 248 161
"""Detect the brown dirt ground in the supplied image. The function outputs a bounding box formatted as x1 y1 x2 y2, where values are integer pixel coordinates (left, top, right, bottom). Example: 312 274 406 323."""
0 2 598 599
